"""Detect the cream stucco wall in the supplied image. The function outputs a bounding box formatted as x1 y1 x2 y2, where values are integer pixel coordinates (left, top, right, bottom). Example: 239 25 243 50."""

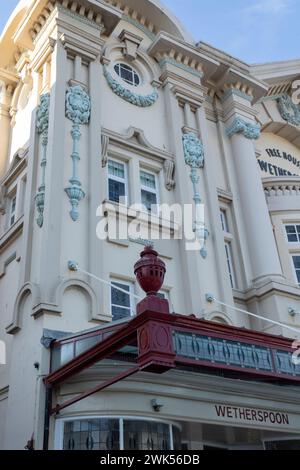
0 0 299 450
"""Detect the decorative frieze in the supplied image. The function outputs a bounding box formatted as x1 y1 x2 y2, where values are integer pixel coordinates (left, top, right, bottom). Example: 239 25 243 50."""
103 66 158 107
226 117 261 140
182 132 209 259
65 85 91 221
35 93 50 228
30 1 105 43
277 94 300 127
154 51 203 78
104 0 157 39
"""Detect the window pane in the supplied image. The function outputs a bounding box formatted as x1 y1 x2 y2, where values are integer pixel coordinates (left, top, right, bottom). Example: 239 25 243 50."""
111 282 132 320
111 282 130 307
293 256 300 284
11 197 16 212
285 225 300 242
140 171 156 190
108 179 125 203
141 190 157 212
293 256 300 269
63 419 120 450
114 63 140 87
220 210 228 232
225 242 235 289
10 196 16 226
124 420 171 451
112 305 131 320
108 160 125 179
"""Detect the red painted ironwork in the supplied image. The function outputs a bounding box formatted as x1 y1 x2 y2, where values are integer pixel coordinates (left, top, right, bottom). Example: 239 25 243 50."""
44 249 300 416
51 365 140 415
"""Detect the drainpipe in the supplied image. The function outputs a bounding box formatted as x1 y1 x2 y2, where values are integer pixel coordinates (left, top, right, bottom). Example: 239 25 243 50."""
43 385 52 450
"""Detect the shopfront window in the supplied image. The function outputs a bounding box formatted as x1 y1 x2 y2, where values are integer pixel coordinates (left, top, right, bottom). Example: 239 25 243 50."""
264 439 300 450
60 418 181 450
63 419 120 451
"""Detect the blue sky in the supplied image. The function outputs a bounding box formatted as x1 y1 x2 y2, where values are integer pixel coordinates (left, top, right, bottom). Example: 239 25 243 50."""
1 0 299 64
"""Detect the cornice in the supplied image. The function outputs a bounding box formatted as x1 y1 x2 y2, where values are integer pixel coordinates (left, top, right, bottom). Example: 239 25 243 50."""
12 0 121 53
102 126 174 162
0 68 19 87
149 32 219 78
30 37 56 72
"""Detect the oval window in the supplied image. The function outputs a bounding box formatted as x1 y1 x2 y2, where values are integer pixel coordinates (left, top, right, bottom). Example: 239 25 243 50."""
114 63 140 87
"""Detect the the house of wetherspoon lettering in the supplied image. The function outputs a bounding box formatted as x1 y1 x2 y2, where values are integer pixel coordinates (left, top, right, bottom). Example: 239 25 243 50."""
1 0 300 451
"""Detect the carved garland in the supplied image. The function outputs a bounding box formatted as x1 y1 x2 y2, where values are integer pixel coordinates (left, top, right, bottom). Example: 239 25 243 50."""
182 132 209 259
277 94 300 127
103 66 158 107
65 85 91 221
35 93 50 228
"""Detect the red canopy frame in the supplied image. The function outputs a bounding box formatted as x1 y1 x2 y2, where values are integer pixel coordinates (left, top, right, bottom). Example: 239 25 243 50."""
45 304 300 415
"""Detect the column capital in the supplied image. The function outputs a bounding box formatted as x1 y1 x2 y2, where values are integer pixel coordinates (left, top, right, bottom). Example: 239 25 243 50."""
226 116 261 140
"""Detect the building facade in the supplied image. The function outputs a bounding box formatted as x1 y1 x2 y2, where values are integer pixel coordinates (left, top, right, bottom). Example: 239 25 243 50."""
0 0 300 450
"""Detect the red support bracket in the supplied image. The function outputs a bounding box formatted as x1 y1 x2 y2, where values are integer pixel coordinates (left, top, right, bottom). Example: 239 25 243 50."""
51 365 141 415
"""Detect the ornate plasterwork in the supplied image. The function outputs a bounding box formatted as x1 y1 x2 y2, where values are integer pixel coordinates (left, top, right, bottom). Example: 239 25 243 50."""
35 93 50 228
65 85 91 221
164 160 176 191
277 94 300 127
103 66 158 107
182 132 204 169
226 117 261 140
65 85 91 125
182 132 208 259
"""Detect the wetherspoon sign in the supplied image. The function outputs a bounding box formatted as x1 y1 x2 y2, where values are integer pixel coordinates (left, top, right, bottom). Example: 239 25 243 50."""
215 404 289 426
257 147 300 177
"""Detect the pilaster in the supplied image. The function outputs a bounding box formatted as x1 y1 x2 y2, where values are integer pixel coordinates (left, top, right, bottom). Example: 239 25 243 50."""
0 71 18 178
223 88 283 284
38 38 68 302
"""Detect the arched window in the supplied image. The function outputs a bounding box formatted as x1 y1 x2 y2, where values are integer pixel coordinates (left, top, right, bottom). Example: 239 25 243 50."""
114 63 140 86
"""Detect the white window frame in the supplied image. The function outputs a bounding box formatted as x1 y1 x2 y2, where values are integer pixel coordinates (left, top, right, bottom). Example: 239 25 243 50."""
7 191 17 228
285 224 300 244
291 254 300 286
140 169 160 214
224 241 236 289
110 279 135 320
107 158 128 206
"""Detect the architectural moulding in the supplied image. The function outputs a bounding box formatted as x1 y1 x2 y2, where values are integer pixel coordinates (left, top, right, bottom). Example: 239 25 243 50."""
182 132 209 259
226 117 261 140
12 0 121 52
118 29 143 61
6 276 104 334
101 127 175 191
65 85 91 221
148 32 220 81
35 93 50 228
158 57 203 79
122 15 156 41
277 94 300 127
221 87 253 103
103 65 159 107
163 160 176 191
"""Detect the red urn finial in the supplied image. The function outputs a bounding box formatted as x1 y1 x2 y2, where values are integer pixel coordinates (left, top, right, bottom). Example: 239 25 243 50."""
134 245 166 296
